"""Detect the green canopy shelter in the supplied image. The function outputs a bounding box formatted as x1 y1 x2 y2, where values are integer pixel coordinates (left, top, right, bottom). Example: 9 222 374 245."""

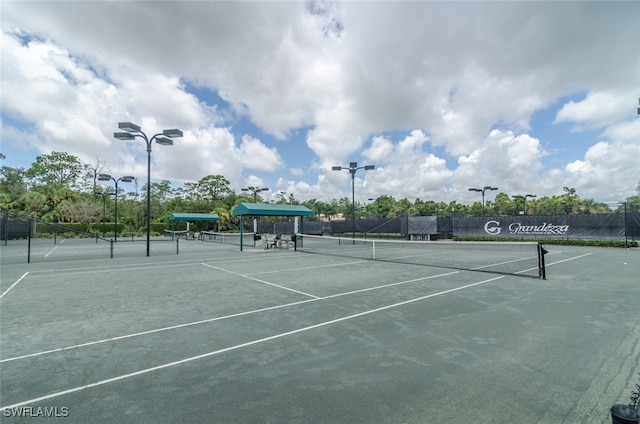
168 213 220 238
231 203 313 250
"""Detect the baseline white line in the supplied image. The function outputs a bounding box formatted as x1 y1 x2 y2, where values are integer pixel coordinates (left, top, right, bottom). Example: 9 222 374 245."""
0 270 458 363
201 263 320 299
0 274 504 411
0 272 29 300
24 254 279 278
26 262 203 278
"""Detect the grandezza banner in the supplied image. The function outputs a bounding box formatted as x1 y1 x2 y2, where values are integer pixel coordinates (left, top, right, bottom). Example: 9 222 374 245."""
453 214 626 240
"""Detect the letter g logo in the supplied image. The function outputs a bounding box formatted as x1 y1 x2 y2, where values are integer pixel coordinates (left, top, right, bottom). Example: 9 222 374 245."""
484 220 502 235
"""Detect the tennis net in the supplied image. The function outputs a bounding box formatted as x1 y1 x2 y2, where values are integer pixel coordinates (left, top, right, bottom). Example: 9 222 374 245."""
294 234 547 279
200 231 256 246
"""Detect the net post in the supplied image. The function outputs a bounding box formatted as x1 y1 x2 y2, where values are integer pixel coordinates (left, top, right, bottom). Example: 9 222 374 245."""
537 242 547 280
110 239 114 258
239 216 244 252
624 202 628 249
2 211 8 246
27 216 32 264
176 238 179 255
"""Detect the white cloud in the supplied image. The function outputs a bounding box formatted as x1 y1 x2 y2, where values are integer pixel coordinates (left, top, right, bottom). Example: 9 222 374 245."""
290 167 305 177
2 1 639 204
554 91 635 129
238 135 284 172
562 122 640 201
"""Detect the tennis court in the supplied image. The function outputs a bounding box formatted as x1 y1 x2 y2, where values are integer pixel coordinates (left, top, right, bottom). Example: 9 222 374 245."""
1 237 638 423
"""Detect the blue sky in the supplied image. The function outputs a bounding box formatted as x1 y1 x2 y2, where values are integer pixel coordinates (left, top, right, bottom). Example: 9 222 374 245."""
1 1 639 204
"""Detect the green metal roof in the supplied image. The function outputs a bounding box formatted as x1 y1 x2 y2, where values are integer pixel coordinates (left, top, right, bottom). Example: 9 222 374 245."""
232 203 313 217
170 213 220 221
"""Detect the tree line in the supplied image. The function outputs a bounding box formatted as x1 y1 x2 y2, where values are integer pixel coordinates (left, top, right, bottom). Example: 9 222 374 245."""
1 152 639 235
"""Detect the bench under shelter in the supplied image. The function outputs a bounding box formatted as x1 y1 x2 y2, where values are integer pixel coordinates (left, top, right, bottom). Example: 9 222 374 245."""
231 202 313 251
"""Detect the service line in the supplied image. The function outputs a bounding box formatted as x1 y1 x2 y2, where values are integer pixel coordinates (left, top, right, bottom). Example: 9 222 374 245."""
0 274 503 411
1 269 458 363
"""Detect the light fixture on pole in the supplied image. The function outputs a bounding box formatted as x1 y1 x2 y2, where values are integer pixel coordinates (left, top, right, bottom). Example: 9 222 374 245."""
241 186 269 202
469 186 498 216
241 186 269 233
512 194 537 215
114 122 182 256
97 174 134 241
332 162 375 240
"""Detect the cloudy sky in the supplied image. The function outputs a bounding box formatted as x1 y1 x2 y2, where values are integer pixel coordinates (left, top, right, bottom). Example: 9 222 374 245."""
1 1 639 204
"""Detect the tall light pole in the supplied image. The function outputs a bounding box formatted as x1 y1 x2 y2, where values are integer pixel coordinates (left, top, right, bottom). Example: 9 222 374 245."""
241 186 269 202
98 174 134 242
469 186 498 216
94 186 114 237
512 194 536 215
333 162 375 240
114 122 182 256
241 186 269 233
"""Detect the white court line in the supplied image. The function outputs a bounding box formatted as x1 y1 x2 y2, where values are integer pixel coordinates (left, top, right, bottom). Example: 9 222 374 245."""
0 270 459 363
545 252 593 266
25 258 224 274
320 270 460 299
200 263 321 299
471 255 536 271
0 272 29 300
0 298 317 363
513 252 593 276
248 259 369 275
23 255 277 278
44 246 58 257
0 274 503 411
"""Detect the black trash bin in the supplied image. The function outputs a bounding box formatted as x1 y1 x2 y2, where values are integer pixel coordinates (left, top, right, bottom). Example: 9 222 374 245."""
611 404 639 424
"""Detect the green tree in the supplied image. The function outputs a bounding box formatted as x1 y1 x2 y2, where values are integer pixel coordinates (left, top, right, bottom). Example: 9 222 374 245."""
0 166 28 212
493 192 512 215
561 187 579 214
184 175 234 203
623 195 640 213
211 204 234 231
393 198 413 216
375 195 396 218
25 152 89 191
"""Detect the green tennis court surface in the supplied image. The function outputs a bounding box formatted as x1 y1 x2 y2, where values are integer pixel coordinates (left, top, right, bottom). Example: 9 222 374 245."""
1 240 638 423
